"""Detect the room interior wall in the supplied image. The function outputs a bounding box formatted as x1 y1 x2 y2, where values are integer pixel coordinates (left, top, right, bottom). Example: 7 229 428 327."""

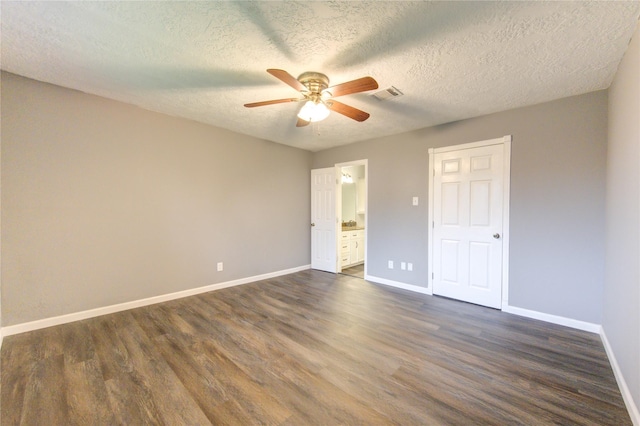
603 22 640 419
0 71 313 326
313 90 608 325
1 83 3 343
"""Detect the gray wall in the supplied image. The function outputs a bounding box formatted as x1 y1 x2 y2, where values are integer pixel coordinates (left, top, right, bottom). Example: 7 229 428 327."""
313 90 608 324
1 82 2 336
604 24 639 415
1 72 313 326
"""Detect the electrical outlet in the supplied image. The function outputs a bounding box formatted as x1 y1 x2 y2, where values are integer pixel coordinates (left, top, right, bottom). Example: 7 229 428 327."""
388 260 394 269
408 263 413 271
217 262 223 272
401 262 406 270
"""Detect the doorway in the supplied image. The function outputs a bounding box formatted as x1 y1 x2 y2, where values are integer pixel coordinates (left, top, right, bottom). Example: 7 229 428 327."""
428 136 511 309
310 160 367 276
338 161 367 278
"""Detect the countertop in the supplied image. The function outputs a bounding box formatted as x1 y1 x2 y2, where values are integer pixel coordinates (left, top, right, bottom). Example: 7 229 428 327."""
342 226 365 231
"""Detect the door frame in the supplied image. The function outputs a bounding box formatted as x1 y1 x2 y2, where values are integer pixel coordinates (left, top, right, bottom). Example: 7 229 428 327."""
427 135 511 307
336 159 368 275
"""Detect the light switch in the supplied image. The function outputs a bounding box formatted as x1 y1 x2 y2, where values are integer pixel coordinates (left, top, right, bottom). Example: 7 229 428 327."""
412 197 419 206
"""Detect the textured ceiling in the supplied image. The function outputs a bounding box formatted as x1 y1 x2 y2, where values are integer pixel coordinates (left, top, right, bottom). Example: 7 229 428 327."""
2 1 639 152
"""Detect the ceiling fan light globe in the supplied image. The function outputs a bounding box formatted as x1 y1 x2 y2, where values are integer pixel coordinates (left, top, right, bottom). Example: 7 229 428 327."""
297 100 330 123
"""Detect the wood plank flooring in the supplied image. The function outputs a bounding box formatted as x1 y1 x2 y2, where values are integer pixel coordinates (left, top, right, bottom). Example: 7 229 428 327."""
341 263 364 279
1 270 631 425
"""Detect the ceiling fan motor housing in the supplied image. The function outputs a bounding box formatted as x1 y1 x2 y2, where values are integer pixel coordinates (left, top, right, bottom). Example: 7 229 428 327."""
297 72 330 95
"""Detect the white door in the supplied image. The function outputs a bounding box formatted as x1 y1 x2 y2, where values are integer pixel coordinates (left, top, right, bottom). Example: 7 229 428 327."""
432 143 505 308
311 168 337 272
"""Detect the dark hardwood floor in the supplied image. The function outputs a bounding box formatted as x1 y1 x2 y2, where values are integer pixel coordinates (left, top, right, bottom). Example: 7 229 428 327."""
1 270 630 425
341 263 364 279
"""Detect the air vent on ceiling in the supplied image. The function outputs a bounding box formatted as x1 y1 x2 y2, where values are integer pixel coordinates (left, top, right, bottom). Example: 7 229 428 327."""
371 86 404 101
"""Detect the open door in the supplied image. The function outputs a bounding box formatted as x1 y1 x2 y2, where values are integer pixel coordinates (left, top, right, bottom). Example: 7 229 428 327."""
311 167 338 272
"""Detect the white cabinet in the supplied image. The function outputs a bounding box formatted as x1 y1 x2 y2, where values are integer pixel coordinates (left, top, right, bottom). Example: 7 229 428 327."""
341 229 364 267
356 231 365 261
340 232 351 267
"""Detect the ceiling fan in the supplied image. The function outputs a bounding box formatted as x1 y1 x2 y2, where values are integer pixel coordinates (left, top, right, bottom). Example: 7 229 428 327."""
244 69 379 127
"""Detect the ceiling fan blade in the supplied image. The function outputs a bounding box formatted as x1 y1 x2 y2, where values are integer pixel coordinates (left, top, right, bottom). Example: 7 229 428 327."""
267 69 306 92
325 76 378 97
244 98 300 108
296 117 311 127
327 100 370 122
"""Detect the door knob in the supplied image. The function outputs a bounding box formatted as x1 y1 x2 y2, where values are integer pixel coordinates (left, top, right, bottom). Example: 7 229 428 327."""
493 233 500 239
311 223 315 227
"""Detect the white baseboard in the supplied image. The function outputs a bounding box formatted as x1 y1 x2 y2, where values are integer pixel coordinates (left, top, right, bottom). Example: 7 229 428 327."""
502 305 601 334
1 264 311 337
600 329 640 425
365 275 431 295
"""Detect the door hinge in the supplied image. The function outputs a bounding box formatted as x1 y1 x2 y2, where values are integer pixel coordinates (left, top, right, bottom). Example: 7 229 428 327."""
432 272 434 279
432 221 434 228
